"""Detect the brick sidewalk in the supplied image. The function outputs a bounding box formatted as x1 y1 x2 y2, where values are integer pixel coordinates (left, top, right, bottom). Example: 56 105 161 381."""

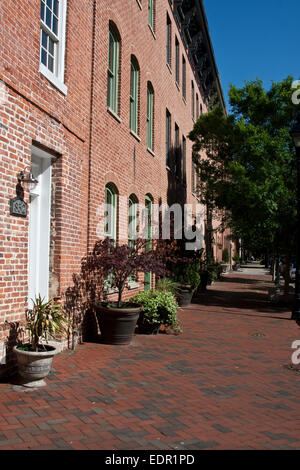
0 272 300 450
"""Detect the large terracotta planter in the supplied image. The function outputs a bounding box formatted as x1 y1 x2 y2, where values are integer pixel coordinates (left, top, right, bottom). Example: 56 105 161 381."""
13 344 57 387
95 303 141 345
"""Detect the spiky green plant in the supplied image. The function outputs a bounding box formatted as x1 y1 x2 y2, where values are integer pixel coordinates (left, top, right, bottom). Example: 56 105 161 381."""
25 295 71 351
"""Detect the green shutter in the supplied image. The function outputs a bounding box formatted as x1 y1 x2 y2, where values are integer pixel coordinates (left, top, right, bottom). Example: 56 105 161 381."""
107 27 119 113
147 84 154 150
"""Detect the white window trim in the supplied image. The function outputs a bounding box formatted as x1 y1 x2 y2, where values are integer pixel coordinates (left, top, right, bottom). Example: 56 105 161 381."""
39 0 68 95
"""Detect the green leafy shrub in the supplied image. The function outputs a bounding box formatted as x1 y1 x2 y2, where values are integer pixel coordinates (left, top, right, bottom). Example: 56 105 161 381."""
173 262 201 290
131 290 180 330
233 252 240 264
156 278 180 295
206 262 223 283
222 248 229 264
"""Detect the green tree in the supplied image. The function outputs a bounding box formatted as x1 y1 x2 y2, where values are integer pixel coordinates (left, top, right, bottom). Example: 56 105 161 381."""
189 77 300 293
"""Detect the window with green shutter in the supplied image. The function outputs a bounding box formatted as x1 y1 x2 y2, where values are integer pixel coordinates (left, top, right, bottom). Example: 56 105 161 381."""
147 82 154 151
144 194 153 291
166 14 172 67
105 183 117 241
175 36 180 84
166 109 171 167
182 55 186 100
107 23 120 114
148 0 154 30
130 56 139 134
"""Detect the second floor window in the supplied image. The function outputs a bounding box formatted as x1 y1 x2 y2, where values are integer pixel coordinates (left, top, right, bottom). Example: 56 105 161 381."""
147 82 154 151
107 23 120 114
175 37 180 84
166 109 171 168
130 56 139 134
191 81 195 120
166 14 172 68
182 55 186 100
40 0 67 94
148 0 154 31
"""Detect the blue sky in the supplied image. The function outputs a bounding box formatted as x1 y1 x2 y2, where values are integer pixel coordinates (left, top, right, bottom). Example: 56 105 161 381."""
203 0 300 109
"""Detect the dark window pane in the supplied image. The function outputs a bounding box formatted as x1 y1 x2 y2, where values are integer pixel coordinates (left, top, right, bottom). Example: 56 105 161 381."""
48 55 54 72
49 38 54 55
41 1 45 21
53 16 58 35
53 0 59 16
42 30 47 48
41 48 47 66
46 7 52 28
46 0 52 8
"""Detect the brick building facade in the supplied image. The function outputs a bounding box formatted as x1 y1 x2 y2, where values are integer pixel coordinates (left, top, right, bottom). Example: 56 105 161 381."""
0 0 227 375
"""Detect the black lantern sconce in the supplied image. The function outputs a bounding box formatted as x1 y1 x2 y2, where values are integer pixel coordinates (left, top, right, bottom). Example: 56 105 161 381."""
17 165 38 189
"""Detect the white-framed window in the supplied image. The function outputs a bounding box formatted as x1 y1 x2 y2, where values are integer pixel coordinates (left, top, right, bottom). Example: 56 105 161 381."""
39 0 68 95
128 195 139 289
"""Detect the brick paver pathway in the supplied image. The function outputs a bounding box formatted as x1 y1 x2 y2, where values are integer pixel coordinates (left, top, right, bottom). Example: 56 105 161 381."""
1 269 300 450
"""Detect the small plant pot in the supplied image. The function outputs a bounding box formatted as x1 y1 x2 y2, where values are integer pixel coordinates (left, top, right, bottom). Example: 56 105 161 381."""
95 303 141 345
13 344 57 388
177 286 194 307
221 263 230 274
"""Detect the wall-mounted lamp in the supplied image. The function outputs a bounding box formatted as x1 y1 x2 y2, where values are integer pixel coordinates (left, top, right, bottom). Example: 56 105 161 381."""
17 166 38 189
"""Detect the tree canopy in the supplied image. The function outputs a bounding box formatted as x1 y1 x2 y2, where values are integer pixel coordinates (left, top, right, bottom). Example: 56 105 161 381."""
189 77 300 258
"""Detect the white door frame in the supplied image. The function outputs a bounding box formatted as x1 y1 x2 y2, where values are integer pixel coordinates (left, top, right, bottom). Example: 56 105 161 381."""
28 145 53 307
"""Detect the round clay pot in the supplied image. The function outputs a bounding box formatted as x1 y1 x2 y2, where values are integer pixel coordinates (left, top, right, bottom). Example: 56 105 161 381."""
13 344 57 387
95 303 141 345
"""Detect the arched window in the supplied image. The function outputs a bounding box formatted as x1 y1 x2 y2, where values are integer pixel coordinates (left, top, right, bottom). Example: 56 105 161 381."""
105 183 118 241
130 56 140 135
144 194 153 291
147 82 154 151
107 22 120 114
128 194 139 288
128 194 138 246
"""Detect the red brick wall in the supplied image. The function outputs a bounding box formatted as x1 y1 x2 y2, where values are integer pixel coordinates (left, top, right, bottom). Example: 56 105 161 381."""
0 0 211 374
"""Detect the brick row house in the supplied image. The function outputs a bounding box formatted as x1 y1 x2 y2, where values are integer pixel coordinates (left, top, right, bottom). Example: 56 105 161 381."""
0 0 227 374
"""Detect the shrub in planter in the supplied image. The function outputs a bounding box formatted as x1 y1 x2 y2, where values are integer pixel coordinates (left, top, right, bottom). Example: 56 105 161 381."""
155 278 180 296
131 290 181 334
88 238 174 345
232 252 241 271
14 295 71 387
173 262 201 306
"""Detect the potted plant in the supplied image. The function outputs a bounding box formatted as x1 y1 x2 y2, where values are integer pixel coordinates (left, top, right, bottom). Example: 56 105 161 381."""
91 238 170 345
221 248 230 273
13 295 70 388
131 290 180 335
232 252 241 271
173 261 201 307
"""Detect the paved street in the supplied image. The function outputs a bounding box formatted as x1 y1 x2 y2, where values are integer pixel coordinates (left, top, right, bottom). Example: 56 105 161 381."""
0 268 300 450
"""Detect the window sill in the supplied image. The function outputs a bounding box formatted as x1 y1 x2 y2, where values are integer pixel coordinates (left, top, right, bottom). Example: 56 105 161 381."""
147 147 155 157
166 63 172 75
39 64 67 96
136 0 142 10
128 282 139 290
148 24 156 40
107 107 122 123
130 130 141 142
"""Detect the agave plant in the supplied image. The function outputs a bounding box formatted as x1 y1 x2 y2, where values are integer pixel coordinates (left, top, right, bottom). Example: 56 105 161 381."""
25 295 71 352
